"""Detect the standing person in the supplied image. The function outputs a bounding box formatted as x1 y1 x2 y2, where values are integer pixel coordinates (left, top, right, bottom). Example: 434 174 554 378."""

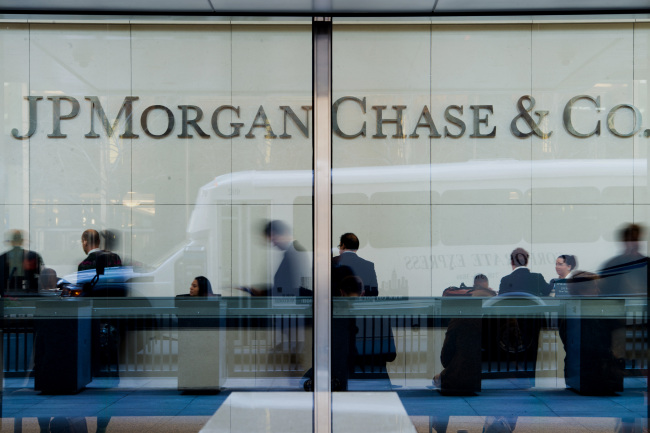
599 223 648 297
332 233 379 297
548 255 578 382
549 255 577 297
78 229 122 272
0 229 43 295
498 247 550 297
238 220 308 297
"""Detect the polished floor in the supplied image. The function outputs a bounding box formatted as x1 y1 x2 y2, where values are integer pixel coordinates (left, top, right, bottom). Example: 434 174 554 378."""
1 377 647 432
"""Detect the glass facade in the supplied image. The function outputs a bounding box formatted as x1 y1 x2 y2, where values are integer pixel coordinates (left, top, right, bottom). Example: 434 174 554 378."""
0 15 648 433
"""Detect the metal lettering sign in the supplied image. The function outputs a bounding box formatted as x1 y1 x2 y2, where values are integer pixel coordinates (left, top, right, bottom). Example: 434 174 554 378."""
9 95 646 140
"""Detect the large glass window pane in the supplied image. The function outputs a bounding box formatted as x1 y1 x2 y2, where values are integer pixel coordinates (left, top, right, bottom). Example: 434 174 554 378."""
332 19 647 433
0 20 313 432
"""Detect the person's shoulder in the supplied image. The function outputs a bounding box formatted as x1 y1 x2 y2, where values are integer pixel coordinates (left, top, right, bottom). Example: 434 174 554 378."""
351 253 374 266
359 254 374 265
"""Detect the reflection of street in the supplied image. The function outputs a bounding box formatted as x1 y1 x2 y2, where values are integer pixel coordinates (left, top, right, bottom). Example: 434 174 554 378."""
1 296 647 432
201 392 416 433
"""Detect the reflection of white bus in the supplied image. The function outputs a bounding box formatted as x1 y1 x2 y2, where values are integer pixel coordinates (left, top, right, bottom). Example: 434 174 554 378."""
171 159 646 297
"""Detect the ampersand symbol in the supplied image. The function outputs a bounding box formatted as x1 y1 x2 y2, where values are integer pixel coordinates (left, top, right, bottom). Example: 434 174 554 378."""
510 95 552 139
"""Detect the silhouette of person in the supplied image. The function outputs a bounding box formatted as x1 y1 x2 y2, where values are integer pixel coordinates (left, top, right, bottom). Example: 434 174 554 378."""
496 248 548 393
333 275 363 391
78 229 122 272
238 220 308 297
38 268 58 292
339 274 364 297
332 233 378 297
564 271 624 395
434 287 495 395
599 224 648 297
498 248 550 297
0 229 44 295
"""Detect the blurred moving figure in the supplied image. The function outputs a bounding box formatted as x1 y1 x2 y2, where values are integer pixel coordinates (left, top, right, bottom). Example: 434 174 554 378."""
238 220 309 297
599 224 648 297
332 233 378 297
0 229 43 295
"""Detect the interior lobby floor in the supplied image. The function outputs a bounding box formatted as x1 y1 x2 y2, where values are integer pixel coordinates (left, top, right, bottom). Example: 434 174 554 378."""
0 377 647 432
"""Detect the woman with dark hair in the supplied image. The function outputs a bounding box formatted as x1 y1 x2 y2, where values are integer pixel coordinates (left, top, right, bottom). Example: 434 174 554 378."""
550 255 577 297
180 276 214 297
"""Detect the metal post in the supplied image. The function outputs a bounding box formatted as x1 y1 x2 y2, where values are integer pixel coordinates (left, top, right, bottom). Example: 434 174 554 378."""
313 16 332 433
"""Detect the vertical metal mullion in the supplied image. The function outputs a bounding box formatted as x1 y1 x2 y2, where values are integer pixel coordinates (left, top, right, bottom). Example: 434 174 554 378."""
313 16 332 433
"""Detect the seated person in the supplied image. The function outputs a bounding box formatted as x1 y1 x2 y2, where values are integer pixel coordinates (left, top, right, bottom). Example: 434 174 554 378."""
338 272 364 297
177 276 214 297
38 268 58 292
472 274 497 296
434 288 495 395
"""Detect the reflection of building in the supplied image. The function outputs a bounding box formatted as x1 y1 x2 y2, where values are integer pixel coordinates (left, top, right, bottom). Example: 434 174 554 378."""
381 269 409 296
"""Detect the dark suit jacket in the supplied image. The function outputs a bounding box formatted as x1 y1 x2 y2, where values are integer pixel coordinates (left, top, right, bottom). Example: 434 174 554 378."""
0 247 43 294
599 254 649 296
272 241 308 297
332 252 379 297
498 267 550 297
78 250 122 272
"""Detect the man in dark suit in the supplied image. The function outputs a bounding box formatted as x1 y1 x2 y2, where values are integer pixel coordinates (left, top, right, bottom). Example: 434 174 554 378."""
0 229 43 295
332 233 378 297
78 229 122 272
498 247 550 297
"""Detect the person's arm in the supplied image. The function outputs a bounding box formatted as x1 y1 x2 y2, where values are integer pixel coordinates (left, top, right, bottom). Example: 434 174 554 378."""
498 277 507 295
367 264 379 297
236 286 269 296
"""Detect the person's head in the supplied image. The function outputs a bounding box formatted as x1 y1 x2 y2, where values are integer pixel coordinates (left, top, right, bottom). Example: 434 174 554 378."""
39 268 58 291
619 223 644 254
555 255 577 278
263 220 292 249
23 251 40 272
190 276 213 297
473 274 489 289
338 233 359 252
5 229 24 247
81 229 101 254
340 275 364 297
567 271 600 296
510 247 529 268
